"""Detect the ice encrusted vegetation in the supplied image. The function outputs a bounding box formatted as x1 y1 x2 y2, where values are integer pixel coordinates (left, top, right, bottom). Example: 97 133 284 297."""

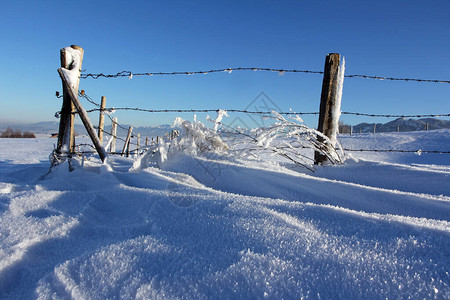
132 111 343 173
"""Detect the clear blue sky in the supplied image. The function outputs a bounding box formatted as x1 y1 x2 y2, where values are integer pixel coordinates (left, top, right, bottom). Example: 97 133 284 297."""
1 0 449 128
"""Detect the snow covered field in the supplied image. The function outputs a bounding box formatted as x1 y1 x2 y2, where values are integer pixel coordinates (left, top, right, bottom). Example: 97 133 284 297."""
0 129 449 299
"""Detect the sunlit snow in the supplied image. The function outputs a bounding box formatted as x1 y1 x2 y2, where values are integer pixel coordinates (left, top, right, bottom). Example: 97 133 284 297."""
0 129 449 299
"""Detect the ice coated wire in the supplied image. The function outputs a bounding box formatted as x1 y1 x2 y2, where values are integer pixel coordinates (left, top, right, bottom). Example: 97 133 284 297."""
79 67 450 83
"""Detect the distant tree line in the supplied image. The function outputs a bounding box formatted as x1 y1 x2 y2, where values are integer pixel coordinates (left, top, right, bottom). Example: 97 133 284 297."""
0 127 36 138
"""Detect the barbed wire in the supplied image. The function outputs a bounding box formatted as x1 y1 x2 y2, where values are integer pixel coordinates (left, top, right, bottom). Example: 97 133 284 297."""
78 90 101 108
94 126 141 147
76 91 133 132
84 107 319 115
58 90 449 119
79 68 450 83
83 107 450 119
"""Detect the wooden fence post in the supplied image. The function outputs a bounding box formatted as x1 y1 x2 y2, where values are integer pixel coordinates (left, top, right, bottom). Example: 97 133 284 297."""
314 53 343 165
121 126 133 156
373 123 376 134
145 137 149 146
57 68 107 163
126 140 131 157
56 45 83 156
98 96 107 142
110 117 118 152
425 122 429 131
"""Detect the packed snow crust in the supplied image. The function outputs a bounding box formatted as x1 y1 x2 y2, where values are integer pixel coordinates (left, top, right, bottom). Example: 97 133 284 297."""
0 129 449 299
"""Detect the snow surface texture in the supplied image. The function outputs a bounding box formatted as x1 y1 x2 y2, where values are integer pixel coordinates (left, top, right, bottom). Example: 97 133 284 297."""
0 129 449 299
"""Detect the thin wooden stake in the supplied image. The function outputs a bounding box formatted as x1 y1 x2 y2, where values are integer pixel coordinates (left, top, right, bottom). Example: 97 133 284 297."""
137 133 141 153
57 68 107 163
110 117 118 152
145 137 149 146
98 96 107 142
121 126 133 156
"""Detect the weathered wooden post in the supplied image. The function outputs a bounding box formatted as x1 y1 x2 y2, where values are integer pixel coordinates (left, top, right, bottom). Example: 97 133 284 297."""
56 45 84 156
145 137 149 146
98 96 107 142
121 126 133 156
110 117 118 152
126 140 131 157
350 125 353 135
425 122 429 131
314 53 344 165
57 45 107 163
373 123 376 134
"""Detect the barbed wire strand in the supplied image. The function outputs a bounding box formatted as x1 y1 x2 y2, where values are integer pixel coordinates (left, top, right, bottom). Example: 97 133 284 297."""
83 107 450 119
67 91 450 119
66 91 450 156
79 68 450 83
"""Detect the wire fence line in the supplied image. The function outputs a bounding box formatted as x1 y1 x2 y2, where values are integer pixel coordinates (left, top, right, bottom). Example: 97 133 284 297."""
62 91 450 157
79 67 450 83
81 106 450 119
71 90 450 119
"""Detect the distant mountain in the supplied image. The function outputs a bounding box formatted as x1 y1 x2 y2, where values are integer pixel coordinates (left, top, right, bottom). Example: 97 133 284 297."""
348 118 450 133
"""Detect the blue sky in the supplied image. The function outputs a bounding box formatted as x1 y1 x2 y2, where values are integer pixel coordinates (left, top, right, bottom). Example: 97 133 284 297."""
1 0 449 128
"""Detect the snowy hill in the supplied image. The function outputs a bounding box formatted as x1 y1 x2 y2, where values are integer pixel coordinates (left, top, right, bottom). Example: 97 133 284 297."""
0 129 449 299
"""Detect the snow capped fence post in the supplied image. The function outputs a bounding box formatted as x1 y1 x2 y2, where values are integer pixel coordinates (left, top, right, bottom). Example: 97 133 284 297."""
98 96 107 142
56 45 84 157
314 53 344 165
